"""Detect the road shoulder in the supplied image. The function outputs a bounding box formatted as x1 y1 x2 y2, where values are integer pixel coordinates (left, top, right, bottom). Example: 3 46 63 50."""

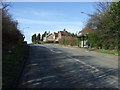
53 44 118 61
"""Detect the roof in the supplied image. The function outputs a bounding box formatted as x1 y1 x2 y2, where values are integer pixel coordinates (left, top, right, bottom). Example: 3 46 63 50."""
59 29 72 36
54 33 58 37
46 33 52 38
77 34 87 38
78 28 89 34
78 28 96 34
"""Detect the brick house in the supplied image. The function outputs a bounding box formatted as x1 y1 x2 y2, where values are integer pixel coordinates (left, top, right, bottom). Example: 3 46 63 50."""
58 29 72 39
45 29 72 43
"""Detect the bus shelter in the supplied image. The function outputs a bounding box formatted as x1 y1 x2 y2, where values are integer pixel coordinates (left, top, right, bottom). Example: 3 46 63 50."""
77 34 88 48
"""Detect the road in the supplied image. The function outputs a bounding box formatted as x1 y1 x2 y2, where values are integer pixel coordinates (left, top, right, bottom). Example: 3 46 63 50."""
17 44 118 88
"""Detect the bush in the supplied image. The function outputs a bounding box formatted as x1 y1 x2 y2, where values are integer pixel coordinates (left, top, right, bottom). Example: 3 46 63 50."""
59 37 80 46
87 33 101 48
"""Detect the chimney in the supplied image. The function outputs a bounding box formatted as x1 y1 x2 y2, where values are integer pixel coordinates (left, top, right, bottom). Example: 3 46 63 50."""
63 29 67 32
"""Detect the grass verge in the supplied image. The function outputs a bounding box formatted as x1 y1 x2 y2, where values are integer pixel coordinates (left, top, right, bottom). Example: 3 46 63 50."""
2 43 28 88
95 49 119 56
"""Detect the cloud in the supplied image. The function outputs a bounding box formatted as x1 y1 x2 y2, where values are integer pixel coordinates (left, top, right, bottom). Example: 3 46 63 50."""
15 9 66 19
17 18 83 25
24 25 82 43
17 18 83 43
32 11 66 18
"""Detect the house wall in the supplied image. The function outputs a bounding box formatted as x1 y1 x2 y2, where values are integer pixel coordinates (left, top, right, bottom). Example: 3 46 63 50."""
43 37 47 42
58 32 62 39
47 34 55 42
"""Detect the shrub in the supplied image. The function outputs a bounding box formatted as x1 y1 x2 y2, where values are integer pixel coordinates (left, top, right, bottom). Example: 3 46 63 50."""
59 37 80 46
87 33 101 48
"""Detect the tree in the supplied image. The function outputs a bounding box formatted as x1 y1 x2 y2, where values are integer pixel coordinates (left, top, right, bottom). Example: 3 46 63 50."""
37 33 41 42
107 2 120 50
31 34 37 44
2 2 24 50
41 31 47 41
85 2 119 50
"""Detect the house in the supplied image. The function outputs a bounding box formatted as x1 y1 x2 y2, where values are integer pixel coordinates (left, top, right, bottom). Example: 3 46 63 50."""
43 31 51 42
50 29 72 42
53 32 58 39
58 29 72 39
78 28 89 35
78 28 96 35
53 32 59 42
46 33 55 42
43 29 72 43
46 29 72 42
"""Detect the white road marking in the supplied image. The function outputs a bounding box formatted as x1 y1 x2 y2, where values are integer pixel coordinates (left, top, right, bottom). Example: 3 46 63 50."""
67 55 100 73
33 83 40 86
40 45 99 73
50 49 63 53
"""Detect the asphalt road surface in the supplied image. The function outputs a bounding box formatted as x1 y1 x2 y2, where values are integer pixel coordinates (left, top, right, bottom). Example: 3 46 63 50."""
17 44 118 88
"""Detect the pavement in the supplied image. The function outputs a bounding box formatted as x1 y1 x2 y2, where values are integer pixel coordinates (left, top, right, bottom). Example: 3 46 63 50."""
17 44 119 88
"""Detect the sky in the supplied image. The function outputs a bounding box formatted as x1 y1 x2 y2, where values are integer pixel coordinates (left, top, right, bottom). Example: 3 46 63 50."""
8 2 96 43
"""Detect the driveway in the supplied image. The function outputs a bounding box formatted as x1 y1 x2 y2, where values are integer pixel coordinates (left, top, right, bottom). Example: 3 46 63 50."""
17 44 118 88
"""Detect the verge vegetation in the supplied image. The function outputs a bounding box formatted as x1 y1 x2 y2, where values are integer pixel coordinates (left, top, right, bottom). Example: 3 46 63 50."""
2 44 28 88
85 2 119 51
59 2 120 56
2 2 28 88
59 37 80 46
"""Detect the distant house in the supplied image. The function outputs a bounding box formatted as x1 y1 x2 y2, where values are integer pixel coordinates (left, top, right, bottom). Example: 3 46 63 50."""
46 33 55 42
43 29 72 43
43 31 51 42
53 33 58 39
46 29 72 42
78 28 89 35
58 29 72 39
43 35 47 42
78 28 96 35
53 32 59 42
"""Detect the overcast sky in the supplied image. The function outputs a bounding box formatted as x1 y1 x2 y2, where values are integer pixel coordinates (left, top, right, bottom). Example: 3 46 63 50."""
9 2 96 43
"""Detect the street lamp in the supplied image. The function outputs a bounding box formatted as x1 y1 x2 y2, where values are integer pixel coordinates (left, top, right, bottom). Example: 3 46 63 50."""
80 12 95 48
81 11 97 30
81 12 95 17
22 27 29 41
23 27 29 30
22 27 29 34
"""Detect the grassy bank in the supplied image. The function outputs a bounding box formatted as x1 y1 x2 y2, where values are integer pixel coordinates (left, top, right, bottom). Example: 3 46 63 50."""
95 49 119 56
2 44 28 88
